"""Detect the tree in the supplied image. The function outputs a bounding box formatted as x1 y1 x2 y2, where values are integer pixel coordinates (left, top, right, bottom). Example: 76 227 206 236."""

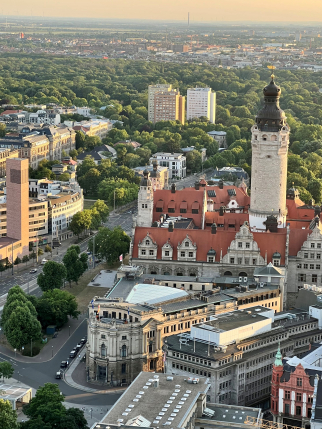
0 399 19 429
23 383 89 429
44 244 52 253
62 248 85 285
88 226 130 264
308 179 322 204
22 255 29 265
37 261 67 292
79 253 88 272
13 256 21 265
92 199 109 222
36 289 80 328
4 305 42 350
69 210 92 238
59 172 70 181
186 150 202 173
0 123 6 138
0 361 14 382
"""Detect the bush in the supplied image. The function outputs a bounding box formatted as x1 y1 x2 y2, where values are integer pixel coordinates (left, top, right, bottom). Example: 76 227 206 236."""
44 245 52 253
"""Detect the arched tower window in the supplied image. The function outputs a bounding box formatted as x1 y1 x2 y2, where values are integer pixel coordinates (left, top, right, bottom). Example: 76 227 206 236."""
121 344 127 357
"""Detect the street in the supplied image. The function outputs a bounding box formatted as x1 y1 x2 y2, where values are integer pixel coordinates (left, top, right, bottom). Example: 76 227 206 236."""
0 319 122 407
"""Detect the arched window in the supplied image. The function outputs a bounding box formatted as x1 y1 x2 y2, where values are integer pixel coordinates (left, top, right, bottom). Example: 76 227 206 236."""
224 271 232 276
101 343 106 358
239 272 248 277
121 344 127 357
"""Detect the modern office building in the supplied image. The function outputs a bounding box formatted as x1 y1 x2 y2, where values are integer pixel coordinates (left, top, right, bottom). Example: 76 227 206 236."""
0 158 29 262
187 87 216 123
149 152 186 180
148 84 172 122
154 90 185 124
93 372 262 429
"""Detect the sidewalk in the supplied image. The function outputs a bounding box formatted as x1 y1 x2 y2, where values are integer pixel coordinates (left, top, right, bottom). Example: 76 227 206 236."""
64 349 125 395
0 314 87 363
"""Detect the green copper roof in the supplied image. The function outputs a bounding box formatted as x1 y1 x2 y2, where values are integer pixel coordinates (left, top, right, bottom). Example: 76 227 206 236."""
274 343 283 367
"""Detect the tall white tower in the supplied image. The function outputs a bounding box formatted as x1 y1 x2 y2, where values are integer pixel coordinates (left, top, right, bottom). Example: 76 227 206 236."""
249 76 290 231
137 169 154 227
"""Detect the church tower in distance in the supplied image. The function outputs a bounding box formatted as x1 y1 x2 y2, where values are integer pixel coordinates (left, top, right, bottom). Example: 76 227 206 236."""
249 75 290 231
137 169 154 227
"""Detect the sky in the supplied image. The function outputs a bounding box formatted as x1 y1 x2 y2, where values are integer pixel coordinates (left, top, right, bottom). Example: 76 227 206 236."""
1 0 322 22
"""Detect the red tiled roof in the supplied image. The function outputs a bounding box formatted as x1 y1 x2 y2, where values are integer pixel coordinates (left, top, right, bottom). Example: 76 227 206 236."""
204 212 249 230
133 226 287 264
153 188 204 227
0 110 22 115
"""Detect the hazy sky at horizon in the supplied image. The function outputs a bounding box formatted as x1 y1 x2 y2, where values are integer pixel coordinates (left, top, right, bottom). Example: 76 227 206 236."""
1 0 322 22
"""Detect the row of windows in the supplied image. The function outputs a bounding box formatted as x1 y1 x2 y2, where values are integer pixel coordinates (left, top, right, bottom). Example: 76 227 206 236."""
247 365 272 378
219 380 231 390
171 351 210 366
240 333 287 353
303 252 321 259
245 388 270 403
172 362 211 377
298 273 321 282
310 243 321 248
230 257 258 265
245 376 271 390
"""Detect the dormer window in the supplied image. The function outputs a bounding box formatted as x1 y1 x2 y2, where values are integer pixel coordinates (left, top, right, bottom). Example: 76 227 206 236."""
146 240 150 245
185 242 189 247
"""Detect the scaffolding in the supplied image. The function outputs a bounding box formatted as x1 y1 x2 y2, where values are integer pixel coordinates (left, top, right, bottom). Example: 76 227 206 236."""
244 416 304 429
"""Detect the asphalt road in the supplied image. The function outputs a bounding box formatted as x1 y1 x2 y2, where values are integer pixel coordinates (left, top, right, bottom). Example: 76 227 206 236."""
0 319 122 406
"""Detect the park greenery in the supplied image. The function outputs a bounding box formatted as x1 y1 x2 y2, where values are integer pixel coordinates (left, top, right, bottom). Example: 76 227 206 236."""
21 383 89 429
0 399 19 429
69 199 110 237
1 56 322 201
0 286 79 352
0 361 14 382
88 226 131 264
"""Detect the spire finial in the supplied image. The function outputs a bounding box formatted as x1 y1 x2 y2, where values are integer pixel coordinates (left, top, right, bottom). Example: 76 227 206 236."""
274 341 283 367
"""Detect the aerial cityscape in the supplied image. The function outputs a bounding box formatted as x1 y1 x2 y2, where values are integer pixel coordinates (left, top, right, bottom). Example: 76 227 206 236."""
1 2 322 429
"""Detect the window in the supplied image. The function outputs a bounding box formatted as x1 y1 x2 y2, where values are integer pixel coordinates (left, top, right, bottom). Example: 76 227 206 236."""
238 258 242 265
297 378 302 386
311 243 315 248
246 243 250 248
285 391 290 399
296 406 301 416
181 252 185 257
230 258 235 264
312 274 318 283
298 274 306 282
189 252 194 258
297 263 302 269
141 249 146 256
121 363 126 374
122 336 127 340
245 258 249 265
180 208 187 213
318 254 321 260
296 393 302 401
192 209 199 214
253 259 256 265
165 251 170 256
273 259 280 267
121 345 127 357
156 207 162 212
185 242 189 247
317 264 321 270
145 240 150 245
310 264 314 270
304 253 308 258
311 254 315 259
318 243 321 249
149 250 154 256
208 257 214 263
238 242 242 248
168 208 175 213
101 344 106 357
304 264 308 269
285 404 290 414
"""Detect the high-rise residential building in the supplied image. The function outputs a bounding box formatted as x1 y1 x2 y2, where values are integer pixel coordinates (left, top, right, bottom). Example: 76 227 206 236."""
186 87 216 123
148 84 172 123
154 90 185 124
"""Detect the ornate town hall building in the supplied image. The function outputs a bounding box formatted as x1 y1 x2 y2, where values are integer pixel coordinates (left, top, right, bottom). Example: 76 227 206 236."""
130 77 322 302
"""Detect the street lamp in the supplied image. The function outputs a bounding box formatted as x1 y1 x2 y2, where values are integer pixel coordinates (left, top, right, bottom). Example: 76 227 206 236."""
14 348 16 358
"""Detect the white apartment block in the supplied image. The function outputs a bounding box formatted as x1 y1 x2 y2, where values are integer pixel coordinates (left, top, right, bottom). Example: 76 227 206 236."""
148 84 172 123
149 152 186 179
187 87 216 123
28 110 61 125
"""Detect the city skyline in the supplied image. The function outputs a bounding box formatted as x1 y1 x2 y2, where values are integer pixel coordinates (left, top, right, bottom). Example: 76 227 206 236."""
0 0 321 22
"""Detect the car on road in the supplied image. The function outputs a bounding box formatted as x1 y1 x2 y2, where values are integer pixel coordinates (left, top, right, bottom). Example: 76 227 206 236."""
69 350 76 359
41 258 48 265
80 338 87 345
76 343 82 350
30 268 38 274
55 370 62 379
60 361 68 368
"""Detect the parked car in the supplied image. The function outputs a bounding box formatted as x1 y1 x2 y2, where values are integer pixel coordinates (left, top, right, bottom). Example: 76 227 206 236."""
30 268 38 274
41 258 48 265
80 338 86 345
60 361 68 368
76 343 82 350
69 350 76 359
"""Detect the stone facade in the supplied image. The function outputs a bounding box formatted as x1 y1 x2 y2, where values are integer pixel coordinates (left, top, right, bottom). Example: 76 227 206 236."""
137 171 154 227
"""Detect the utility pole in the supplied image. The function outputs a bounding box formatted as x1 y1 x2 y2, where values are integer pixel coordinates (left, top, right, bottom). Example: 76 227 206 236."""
93 233 95 269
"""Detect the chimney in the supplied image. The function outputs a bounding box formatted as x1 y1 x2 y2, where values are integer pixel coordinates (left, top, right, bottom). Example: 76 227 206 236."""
168 222 174 232
219 206 225 216
171 183 176 193
219 180 224 189
195 182 200 190
211 223 217 234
